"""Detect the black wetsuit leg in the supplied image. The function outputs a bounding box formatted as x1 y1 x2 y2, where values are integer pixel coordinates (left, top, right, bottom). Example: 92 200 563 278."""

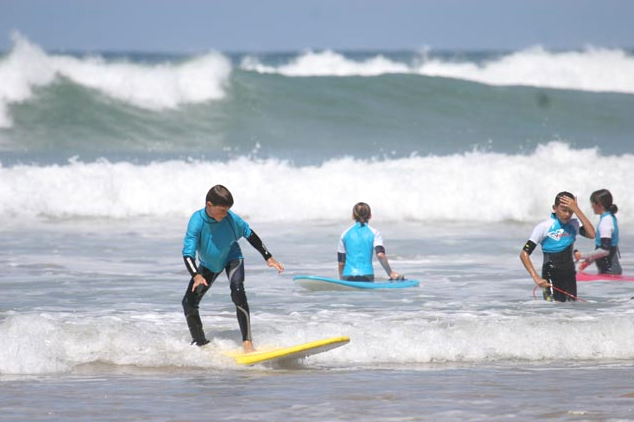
182 266 220 346
597 247 622 275
226 259 251 342
543 247 577 302
544 263 577 302
344 275 374 282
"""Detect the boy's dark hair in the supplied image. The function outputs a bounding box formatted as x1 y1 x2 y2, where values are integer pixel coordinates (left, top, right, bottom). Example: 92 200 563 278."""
554 191 574 206
353 202 372 225
206 185 234 207
591 189 618 215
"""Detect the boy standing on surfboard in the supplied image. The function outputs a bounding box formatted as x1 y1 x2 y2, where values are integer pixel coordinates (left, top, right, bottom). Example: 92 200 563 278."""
520 191 595 302
181 185 284 352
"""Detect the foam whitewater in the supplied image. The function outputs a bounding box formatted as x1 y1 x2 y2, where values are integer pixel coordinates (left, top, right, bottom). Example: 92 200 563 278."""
2 305 634 375
1 142 633 224
1 34 633 225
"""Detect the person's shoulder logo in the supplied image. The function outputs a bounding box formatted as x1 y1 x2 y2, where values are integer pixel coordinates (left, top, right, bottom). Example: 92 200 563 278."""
547 228 570 241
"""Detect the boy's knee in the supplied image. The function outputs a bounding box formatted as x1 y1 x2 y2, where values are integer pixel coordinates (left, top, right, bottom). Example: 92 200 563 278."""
231 285 248 307
182 293 198 315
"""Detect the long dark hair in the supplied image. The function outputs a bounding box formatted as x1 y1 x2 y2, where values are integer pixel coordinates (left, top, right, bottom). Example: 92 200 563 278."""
591 189 618 215
352 202 371 225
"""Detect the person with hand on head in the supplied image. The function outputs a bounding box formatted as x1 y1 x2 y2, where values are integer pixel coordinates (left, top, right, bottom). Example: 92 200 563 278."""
181 184 284 352
520 191 595 302
574 189 621 275
338 202 403 282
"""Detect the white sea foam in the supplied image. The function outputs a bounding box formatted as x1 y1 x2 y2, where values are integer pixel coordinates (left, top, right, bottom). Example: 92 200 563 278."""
1 142 632 224
2 306 634 374
0 33 232 128
416 45 634 93
242 46 634 94
241 50 410 76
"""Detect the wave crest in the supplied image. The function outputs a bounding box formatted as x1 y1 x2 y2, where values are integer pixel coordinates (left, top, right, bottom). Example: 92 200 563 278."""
241 46 634 94
0 33 232 128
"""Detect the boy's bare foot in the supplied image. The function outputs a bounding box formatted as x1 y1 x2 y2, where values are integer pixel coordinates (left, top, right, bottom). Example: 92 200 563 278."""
243 340 255 353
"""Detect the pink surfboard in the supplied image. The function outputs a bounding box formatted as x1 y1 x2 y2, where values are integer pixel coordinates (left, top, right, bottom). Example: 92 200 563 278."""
577 271 634 282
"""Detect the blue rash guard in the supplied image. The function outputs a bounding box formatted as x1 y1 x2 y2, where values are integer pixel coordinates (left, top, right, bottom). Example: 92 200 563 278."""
529 213 581 254
338 222 384 278
596 211 619 248
181 207 273 346
593 211 621 274
182 208 251 273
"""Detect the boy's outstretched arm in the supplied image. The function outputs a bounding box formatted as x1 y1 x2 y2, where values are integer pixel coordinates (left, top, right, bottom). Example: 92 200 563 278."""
247 231 284 273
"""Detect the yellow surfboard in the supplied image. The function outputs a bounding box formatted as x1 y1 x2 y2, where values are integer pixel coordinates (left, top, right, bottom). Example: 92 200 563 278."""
225 336 350 366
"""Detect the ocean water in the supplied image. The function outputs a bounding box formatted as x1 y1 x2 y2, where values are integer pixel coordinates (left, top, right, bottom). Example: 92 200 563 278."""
2 34 634 421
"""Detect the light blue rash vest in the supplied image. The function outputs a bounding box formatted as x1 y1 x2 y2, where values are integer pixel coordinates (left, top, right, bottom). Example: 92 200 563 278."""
529 213 581 253
182 208 252 273
595 211 619 248
338 222 384 277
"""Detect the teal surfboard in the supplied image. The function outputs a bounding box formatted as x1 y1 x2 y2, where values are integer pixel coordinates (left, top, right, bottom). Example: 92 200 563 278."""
293 275 419 290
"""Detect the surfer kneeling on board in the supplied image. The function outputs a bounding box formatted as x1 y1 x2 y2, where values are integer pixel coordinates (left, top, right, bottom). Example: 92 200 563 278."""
573 189 622 275
520 191 595 302
181 185 284 352
337 202 403 282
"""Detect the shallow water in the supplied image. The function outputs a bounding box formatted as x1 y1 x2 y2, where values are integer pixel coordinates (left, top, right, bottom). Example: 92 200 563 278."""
2 218 634 420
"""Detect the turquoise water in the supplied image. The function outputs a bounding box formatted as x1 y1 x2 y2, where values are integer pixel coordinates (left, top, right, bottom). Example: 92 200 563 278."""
2 38 634 164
